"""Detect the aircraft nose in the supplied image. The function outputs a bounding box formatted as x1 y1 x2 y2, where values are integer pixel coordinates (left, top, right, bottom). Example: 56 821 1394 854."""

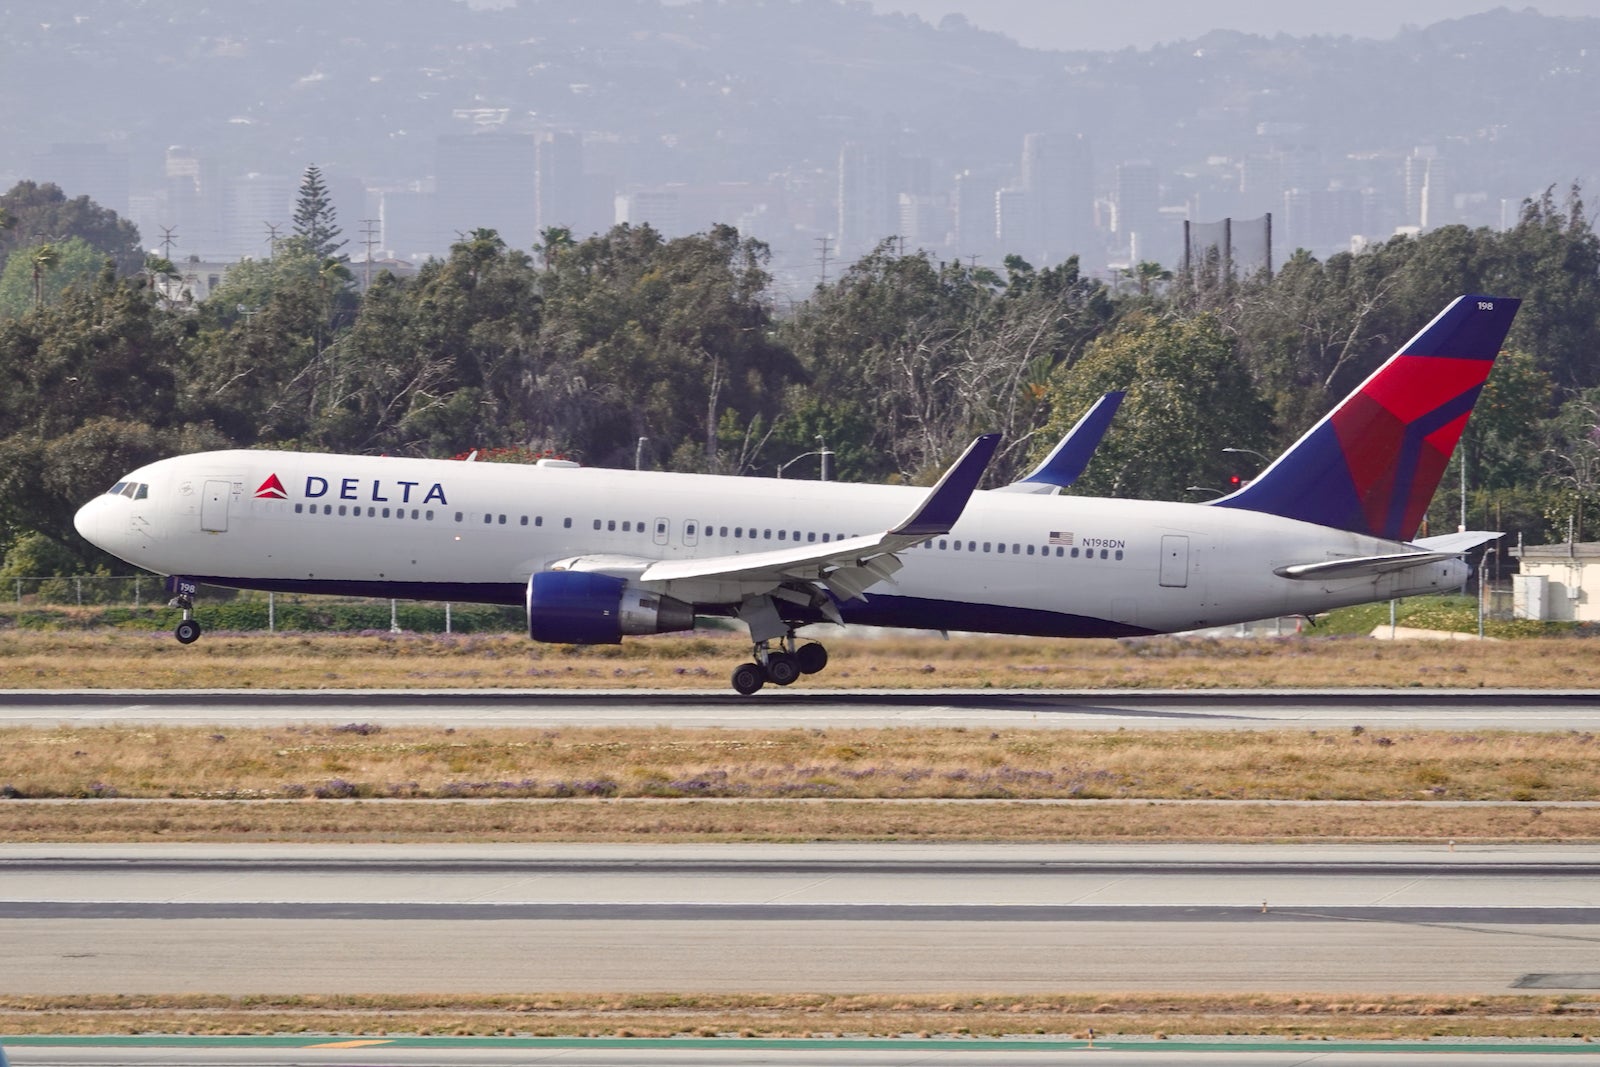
74 496 109 549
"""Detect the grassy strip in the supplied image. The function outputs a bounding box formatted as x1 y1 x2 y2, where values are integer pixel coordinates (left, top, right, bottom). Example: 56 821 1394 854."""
4 725 1599 804
2 630 1600 689
4 798 1598 843
2 994 1599 1040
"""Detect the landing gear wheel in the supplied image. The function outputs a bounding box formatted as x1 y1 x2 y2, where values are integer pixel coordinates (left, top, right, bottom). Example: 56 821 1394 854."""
795 642 828 675
174 619 202 645
731 662 766 695
764 652 800 686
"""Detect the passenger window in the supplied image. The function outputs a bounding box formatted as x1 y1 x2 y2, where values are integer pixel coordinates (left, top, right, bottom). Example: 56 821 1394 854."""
968 541 976 552
735 527 743 537
382 507 391 518
657 521 667 536
1115 549 1124 560
521 516 529 526
498 514 506 525
997 543 1005 554
1100 548 1108 559
983 542 991 553
426 511 435 521
939 539 948 550
535 516 543 527
807 532 816 543
822 533 831 543
953 541 962 551
563 518 572 528
1026 544 1034 555
593 519 602 530
720 526 728 537
686 523 696 537
1071 547 1079 558
1055 547 1064 557
764 529 772 539
455 512 463 522
778 530 787 541
338 505 347 516
323 504 333 515
486 514 494 524
607 520 616 531
295 504 303 514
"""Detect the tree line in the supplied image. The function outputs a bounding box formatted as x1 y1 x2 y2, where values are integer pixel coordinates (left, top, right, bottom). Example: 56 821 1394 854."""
1 177 1598 576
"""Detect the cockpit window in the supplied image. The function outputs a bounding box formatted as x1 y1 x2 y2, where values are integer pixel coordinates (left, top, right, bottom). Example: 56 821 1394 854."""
108 481 149 500
108 482 127 496
133 483 148 500
120 483 139 499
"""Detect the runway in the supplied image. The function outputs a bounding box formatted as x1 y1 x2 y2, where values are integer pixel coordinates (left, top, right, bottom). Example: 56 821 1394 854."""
8 1035 1600 1067
6 843 1600 996
2 688 1600 730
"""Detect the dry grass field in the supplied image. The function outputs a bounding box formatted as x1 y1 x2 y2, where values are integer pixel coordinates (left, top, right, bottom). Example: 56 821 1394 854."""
2 628 1599 689
4 992 1599 1041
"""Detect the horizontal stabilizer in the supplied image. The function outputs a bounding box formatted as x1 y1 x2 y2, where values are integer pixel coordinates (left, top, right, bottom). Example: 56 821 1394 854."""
1412 530 1503 554
1274 551 1462 580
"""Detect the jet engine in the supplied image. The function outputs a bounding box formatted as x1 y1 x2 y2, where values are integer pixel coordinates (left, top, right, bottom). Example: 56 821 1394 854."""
526 571 695 644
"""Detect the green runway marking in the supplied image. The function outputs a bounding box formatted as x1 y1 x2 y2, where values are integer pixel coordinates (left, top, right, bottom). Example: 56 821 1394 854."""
5 1034 1600 1054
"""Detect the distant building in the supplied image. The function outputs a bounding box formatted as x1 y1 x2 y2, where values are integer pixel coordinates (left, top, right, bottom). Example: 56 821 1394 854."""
1509 542 1600 622
434 133 539 249
221 173 294 260
153 256 235 305
1114 159 1160 262
837 141 897 260
31 142 130 218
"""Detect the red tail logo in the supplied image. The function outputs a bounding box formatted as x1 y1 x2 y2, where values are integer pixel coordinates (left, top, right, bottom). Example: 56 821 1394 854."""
254 473 288 499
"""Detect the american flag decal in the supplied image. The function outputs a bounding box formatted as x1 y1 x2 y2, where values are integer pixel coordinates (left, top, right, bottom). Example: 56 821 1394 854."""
1048 530 1073 546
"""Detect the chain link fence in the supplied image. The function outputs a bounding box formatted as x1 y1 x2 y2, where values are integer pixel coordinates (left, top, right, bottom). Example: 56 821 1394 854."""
5 576 521 634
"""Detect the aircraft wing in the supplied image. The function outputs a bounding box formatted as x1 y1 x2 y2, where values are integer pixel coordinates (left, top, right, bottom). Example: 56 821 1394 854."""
994 391 1123 494
553 434 1001 608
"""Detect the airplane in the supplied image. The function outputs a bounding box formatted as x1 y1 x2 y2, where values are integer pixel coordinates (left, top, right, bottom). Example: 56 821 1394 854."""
73 294 1519 695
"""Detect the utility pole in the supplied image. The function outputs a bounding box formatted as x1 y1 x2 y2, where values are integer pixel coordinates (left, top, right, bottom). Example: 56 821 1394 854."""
158 226 179 260
360 218 381 290
815 235 832 287
263 222 282 258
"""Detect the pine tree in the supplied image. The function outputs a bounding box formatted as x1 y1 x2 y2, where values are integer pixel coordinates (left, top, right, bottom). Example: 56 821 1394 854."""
292 164 346 261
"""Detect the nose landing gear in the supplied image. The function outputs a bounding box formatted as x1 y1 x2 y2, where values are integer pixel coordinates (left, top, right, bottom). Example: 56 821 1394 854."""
166 577 203 644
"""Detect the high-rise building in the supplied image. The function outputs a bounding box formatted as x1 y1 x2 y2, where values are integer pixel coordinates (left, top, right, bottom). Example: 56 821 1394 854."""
434 133 539 249
1019 131 1095 264
31 142 130 218
837 141 897 259
221 172 294 260
1115 159 1160 262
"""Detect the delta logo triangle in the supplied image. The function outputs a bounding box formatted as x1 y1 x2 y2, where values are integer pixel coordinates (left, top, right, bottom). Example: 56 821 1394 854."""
254 473 288 499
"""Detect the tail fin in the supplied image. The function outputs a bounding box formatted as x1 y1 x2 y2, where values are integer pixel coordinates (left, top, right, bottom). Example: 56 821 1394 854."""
1213 294 1520 540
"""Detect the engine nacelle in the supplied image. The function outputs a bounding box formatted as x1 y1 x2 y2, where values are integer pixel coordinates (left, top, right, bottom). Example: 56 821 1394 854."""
526 570 695 644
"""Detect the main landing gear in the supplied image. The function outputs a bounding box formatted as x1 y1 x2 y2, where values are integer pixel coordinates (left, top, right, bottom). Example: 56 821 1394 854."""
167 578 203 644
730 632 830 695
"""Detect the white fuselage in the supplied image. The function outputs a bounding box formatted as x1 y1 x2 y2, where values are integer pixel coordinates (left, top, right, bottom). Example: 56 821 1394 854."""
74 449 1467 638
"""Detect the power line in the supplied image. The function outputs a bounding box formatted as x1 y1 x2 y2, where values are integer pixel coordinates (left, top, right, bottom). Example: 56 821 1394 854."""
360 218 381 289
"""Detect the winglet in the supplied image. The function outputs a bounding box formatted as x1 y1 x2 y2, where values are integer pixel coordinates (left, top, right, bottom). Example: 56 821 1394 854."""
891 433 1001 537
1002 391 1124 493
